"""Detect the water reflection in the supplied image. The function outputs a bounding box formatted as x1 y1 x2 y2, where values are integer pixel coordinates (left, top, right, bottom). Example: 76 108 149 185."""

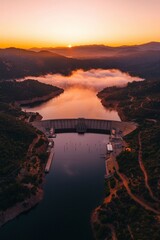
23 69 143 120
24 86 120 120
0 69 143 239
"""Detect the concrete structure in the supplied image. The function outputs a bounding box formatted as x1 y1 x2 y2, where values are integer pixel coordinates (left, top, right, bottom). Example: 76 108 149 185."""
45 148 54 173
33 118 137 136
32 118 136 175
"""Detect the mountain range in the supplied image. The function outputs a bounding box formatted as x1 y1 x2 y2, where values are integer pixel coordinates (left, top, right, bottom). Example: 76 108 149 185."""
30 41 160 58
0 42 160 81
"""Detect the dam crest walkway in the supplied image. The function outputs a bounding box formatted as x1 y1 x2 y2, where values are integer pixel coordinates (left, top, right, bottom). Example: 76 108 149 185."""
33 118 136 135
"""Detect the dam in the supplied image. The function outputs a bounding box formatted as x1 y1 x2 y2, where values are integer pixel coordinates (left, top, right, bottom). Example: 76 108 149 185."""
33 118 136 136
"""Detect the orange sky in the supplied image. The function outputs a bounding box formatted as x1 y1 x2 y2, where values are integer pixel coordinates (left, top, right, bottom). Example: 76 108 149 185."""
1 0 160 48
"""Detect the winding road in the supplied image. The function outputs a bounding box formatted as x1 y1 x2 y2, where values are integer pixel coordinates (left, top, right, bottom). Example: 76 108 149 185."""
138 132 160 203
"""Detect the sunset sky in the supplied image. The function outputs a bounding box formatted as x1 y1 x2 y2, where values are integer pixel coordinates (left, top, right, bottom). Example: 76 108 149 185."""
1 0 160 48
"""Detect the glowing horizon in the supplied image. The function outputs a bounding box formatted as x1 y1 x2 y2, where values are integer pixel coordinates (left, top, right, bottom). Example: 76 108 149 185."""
1 0 160 48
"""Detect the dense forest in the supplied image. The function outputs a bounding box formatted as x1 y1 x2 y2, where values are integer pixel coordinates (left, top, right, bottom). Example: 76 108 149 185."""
0 79 63 212
94 79 160 239
0 111 36 210
0 79 63 103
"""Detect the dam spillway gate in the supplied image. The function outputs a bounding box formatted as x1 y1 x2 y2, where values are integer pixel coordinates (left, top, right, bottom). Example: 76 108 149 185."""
32 118 136 136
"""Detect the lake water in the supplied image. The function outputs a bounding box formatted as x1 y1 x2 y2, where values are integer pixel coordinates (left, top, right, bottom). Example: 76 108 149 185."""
0 69 142 239
22 69 142 120
23 86 120 120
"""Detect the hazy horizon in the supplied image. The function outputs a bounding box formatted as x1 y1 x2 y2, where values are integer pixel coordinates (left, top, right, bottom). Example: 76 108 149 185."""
0 41 160 50
1 0 160 48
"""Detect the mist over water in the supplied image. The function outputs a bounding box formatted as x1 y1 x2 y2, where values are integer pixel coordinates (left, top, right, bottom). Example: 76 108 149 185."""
23 69 143 120
24 69 143 91
1 69 144 240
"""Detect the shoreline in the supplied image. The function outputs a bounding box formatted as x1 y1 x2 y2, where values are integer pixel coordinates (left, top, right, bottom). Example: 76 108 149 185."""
101 98 127 122
92 80 160 239
91 95 136 239
0 128 49 228
0 87 63 228
0 188 43 228
16 89 64 106
0 87 132 232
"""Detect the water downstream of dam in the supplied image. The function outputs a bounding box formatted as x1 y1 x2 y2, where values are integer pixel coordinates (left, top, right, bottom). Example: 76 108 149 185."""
0 69 142 240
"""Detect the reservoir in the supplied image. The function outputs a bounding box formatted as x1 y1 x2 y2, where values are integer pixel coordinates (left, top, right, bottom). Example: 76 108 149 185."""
21 68 142 120
22 85 120 120
0 69 141 240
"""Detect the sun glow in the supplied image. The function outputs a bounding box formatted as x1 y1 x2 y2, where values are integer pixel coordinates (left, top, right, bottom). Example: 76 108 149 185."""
1 0 160 48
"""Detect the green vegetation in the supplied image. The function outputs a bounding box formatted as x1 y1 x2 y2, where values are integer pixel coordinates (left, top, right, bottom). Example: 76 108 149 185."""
0 113 36 176
0 111 36 210
98 79 160 122
96 187 160 240
140 122 160 199
0 80 55 212
0 102 24 117
94 79 160 239
0 107 49 211
0 79 63 103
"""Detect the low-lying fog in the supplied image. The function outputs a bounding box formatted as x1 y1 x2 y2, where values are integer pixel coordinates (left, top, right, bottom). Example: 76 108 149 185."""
22 69 143 120
23 69 143 92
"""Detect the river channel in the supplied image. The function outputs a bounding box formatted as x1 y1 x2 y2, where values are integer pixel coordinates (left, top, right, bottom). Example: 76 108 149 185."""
0 69 141 240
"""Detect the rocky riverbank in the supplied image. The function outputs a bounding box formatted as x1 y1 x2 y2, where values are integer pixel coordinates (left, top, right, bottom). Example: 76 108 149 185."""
0 189 43 227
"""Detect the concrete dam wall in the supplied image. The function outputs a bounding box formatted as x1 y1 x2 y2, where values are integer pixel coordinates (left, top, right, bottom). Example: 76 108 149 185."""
33 118 137 136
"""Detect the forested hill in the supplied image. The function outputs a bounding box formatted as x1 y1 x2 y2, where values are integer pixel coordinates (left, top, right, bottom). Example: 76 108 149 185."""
0 43 160 81
93 78 160 239
0 79 63 103
98 79 160 122
0 48 76 80
0 79 63 216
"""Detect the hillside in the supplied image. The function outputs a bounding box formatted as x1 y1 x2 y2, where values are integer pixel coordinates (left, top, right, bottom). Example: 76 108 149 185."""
0 111 36 210
0 79 64 104
1 43 160 81
31 41 160 58
0 48 75 80
98 79 160 121
0 96 51 227
92 79 160 239
0 78 64 225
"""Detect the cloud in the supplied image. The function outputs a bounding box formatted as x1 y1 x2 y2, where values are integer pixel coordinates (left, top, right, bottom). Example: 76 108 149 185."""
24 69 143 92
